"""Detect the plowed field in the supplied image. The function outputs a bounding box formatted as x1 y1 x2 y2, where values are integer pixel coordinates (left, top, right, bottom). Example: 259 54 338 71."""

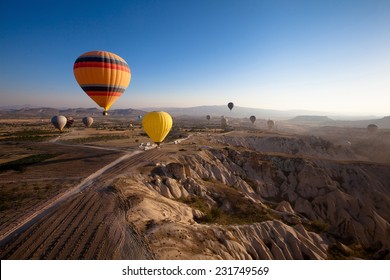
0 149 163 259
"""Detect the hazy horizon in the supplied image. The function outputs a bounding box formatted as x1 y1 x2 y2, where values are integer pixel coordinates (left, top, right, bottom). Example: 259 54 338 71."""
1 0 389 116
1 103 387 119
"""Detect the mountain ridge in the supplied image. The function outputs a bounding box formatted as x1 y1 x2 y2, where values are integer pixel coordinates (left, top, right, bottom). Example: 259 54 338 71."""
0 105 389 128
1 104 384 120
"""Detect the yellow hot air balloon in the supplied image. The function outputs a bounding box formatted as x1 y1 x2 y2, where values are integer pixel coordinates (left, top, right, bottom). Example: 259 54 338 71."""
142 111 173 145
73 50 131 116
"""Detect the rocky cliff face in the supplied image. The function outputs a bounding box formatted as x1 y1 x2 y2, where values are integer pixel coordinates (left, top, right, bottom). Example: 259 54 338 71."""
115 134 390 259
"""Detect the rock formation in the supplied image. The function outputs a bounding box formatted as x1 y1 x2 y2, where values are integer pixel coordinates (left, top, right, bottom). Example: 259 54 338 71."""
115 133 390 259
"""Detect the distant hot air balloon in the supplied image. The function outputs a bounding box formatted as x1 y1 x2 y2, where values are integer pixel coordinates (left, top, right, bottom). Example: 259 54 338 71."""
227 102 234 111
73 50 131 116
51 116 67 132
82 116 94 128
267 119 275 130
138 115 143 121
221 116 228 128
206 115 211 121
142 111 173 146
367 124 378 133
65 116 74 128
250 115 256 124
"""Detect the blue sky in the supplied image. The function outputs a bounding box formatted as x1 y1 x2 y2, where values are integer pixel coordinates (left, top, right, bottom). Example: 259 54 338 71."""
1 0 389 116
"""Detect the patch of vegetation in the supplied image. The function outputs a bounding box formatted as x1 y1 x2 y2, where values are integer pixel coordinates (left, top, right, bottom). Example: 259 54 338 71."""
208 199 276 225
200 207 222 223
327 243 378 260
304 219 329 233
0 135 54 142
178 196 209 214
0 153 59 172
9 129 54 137
0 129 57 142
63 135 129 143
164 130 189 143
0 181 62 212
179 188 280 225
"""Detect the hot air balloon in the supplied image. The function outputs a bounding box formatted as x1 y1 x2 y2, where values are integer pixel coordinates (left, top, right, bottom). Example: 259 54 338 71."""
82 117 94 128
51 116 67 132
221 116 228 128
142 111 173 146
250 115 256 124
227 102 234 111
73 50 131 116
267 119 275 130
206 115 211 121
367 124 378 133
65 116 74 128
138 115 143 121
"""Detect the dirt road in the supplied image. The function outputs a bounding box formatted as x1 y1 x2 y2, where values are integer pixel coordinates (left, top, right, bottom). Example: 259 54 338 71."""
0 148 163 259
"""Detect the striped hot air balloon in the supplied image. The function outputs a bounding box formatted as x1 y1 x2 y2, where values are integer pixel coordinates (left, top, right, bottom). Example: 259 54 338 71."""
73 51 131 116
65 116 74 128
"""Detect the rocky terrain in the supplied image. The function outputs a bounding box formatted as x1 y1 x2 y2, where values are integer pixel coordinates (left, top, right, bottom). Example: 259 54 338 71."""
1 118 389 260
113 132 390 259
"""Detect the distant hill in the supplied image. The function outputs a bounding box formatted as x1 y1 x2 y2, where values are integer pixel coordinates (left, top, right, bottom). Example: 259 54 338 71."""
287 115 390 129
330 116 390 129
288 115 334 123
140 105 332 119
0 107 61 117
0 104 41 110
1 105 319 120
0 107 147 119
1 105 388 128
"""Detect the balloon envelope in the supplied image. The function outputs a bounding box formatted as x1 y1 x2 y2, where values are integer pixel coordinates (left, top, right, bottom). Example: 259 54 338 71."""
250 115 256 124
65 116 74 128
367 124 378 133
142 111 173 145
51 116 67 132
267 119 275 130
206 115 211 121
221 116 228 127
82 117 94 128
73 50 131 114
228 102 234 110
